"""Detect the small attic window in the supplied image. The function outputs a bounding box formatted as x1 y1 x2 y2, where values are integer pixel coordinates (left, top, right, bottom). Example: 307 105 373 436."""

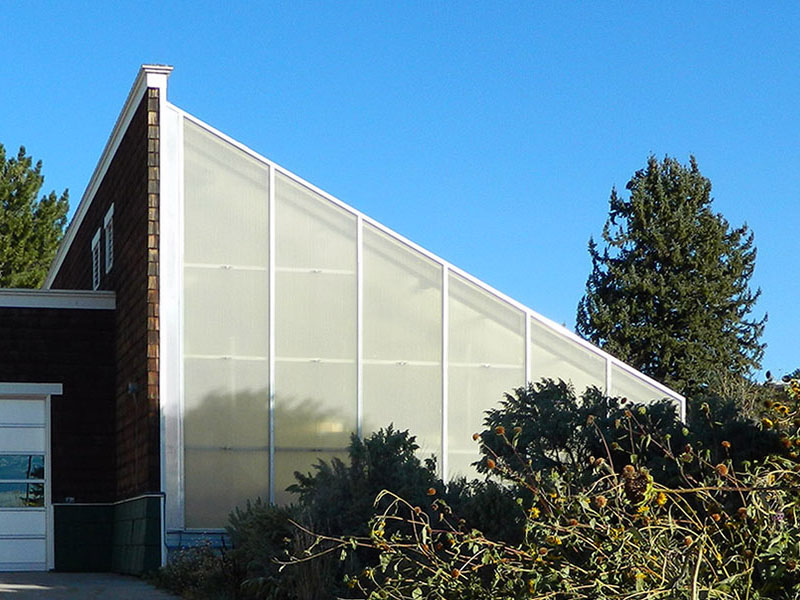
91 229 101 290
104 204 114 273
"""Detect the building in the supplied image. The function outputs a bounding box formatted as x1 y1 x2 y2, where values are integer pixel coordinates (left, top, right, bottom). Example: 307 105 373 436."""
0 65 684 573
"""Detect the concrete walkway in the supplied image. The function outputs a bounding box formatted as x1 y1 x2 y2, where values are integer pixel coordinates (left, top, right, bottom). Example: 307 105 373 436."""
0 572 179 599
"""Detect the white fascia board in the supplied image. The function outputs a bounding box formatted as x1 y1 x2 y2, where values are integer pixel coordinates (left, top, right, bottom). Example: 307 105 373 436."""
174 105 686 406
0 383 63 398
44 65 173 289
0 289 115 310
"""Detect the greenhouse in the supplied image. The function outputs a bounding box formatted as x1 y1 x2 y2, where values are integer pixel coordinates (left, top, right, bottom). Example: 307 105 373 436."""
176 110 685 527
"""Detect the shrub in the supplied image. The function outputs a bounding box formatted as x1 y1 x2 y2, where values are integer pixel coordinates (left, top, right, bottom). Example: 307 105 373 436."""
226 499 296 599
302 378 800 599
149 541 240 600
288 425 440 537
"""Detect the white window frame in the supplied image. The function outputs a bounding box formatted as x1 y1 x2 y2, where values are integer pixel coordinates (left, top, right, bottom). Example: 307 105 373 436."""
103 204 114 274
91 229 101 290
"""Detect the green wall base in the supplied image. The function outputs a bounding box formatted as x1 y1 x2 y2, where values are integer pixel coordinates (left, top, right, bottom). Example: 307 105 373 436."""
54 496 162 574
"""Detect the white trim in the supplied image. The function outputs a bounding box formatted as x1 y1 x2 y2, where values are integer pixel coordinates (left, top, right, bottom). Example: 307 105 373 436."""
0 384 62 398
356 215 364 440
267 165 276 504
45 394 53 570
525 314 532 384
91 228 101 290
0 290 115 310
0 384 60 571
103 204 114 274
44 65 173 288
160 100 184 546
441 267 449 480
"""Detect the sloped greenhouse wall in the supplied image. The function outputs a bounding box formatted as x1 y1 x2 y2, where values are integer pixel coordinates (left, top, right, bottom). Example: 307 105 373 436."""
179 115 683 528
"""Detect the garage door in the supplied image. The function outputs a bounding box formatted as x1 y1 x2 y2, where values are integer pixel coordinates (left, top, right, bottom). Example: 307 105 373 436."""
0 398 48 571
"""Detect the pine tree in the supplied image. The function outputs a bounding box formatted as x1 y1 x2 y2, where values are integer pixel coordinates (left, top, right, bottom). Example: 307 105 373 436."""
576 155 765 396
0 144 69 287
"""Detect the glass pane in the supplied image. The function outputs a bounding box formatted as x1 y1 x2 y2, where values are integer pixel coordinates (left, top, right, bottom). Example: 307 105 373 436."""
184 449 269 528
0 400 45 425
447 274 526 478
184 120 269 266
448 274 526 365
363 225 442 362
611 364 668 404
275 174 356 270
275 361 357 449
0 429 45 454
362 364 442 461
183 358 270 448
274 173 358 456
530 317 607 395
363 225 443 461
183 117 271 527
0 483 44 508
184 266 269 357
275 271 356 360
0 455 44 480
448 367 521 479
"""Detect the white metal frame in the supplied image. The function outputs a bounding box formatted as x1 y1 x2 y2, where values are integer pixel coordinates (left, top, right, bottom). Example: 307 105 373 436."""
0 383 63 571
170 103 685 512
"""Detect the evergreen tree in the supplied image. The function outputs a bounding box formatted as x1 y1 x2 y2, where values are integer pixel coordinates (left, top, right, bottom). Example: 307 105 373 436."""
0 144 69 287
576 155 765 396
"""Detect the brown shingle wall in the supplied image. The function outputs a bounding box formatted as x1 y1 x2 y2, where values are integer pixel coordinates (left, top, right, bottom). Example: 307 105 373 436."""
0 307 116 502
51 89 161 498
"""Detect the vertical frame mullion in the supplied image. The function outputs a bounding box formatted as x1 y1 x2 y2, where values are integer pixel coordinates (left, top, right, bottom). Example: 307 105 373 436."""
268 166 276 504
356 216 364 439
441 266 449 481
525 312 532 385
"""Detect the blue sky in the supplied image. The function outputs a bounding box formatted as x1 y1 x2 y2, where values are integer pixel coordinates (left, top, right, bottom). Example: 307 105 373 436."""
2 2 797 380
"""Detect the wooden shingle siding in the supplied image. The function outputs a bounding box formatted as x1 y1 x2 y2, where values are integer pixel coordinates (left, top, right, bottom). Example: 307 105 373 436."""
0 306 116 502
50 89 161 499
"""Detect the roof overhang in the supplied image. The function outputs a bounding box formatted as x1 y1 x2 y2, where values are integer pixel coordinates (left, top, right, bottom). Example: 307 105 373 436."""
43 64 173 288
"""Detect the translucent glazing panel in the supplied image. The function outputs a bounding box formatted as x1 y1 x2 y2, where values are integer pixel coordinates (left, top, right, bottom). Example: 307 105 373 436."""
274 172 357 461
274 361 357 449
275 271 356 359
183 120 269 266
0 401 45 425
448 273 526 365
0 429 44 454
0 456 44 480
0 511 46 535
0 538 46 563
273 449 347 506
611 364 668 404
530 318 607 395
0 483 44 508
448 366 524 479
363 225 442 361
184 448 269 529
183 358 270 448
184 266 269 357
362 364 442 460
275 173 357 270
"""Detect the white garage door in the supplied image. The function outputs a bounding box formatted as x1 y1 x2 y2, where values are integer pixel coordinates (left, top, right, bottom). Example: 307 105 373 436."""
0 398 48 571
